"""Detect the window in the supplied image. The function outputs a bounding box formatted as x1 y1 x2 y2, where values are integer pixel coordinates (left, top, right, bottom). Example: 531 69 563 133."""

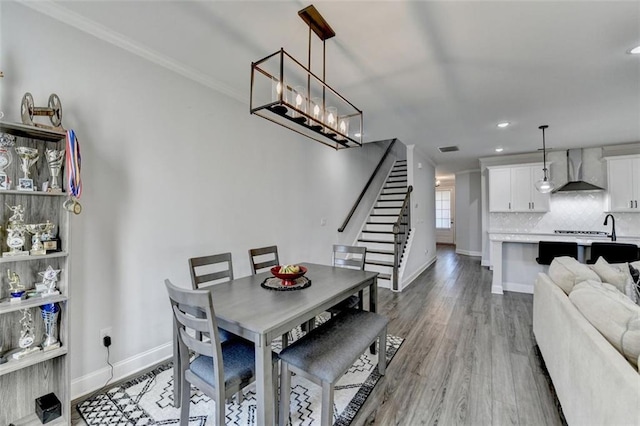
435 190 451 229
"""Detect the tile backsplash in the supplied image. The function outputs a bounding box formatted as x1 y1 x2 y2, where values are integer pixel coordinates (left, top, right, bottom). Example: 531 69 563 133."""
490 191 640 236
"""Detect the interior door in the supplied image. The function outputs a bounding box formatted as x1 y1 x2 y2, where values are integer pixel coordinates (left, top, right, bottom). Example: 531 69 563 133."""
435 188 455 244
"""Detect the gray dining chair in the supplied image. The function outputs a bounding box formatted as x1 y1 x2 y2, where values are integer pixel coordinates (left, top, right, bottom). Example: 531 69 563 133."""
176 253 238 407
165 279 278 425
327 245 366 315
249 245 280 275
187 252 237 342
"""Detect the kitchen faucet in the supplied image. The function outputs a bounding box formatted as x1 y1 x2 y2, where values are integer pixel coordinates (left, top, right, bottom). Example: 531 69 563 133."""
604 214 616 242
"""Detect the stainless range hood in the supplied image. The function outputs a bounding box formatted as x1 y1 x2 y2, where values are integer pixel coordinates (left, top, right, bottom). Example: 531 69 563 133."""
553 149 605 192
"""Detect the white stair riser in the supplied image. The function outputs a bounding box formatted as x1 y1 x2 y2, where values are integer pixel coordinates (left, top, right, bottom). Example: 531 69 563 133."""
376 202 403 208
366 252 395 262
381 189 407 195
361 232 395 242
379 195 406 202
368 216 396 224
368 216 398 224
359 241 397 252
365 223 394 232
373 208 401 215
366 264 394 275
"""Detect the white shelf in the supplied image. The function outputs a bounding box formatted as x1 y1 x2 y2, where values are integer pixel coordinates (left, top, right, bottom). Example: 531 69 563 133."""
0 251 68 264
0 294 67 315
0 347 67 377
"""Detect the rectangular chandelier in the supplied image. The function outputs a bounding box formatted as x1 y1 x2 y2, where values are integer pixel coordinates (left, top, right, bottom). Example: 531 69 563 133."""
250 5 363 150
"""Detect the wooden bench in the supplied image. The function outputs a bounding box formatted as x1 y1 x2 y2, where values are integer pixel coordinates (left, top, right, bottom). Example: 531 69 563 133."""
278 308 389 426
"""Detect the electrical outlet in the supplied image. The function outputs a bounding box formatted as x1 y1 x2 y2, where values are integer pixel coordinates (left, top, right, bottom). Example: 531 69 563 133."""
99 327 112 344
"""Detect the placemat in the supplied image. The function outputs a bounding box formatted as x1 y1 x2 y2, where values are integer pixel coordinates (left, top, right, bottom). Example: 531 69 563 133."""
261 276 312 291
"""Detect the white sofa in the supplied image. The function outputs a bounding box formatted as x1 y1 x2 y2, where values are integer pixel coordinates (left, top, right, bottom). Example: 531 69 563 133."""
533 272 640 426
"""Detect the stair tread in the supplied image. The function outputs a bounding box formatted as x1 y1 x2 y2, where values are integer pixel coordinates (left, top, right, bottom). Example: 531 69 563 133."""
358 239 398 244
366 260 394 267
377 273 391 280
362 230 395 234
366 249 395 255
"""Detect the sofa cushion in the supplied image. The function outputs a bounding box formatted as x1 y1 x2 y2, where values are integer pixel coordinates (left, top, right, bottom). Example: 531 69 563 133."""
589 257 630 294
569 280 640 366
629 264 640 304
548 256 601 294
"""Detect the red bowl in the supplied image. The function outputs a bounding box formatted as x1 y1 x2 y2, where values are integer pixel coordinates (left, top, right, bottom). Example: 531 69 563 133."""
270 265 307 286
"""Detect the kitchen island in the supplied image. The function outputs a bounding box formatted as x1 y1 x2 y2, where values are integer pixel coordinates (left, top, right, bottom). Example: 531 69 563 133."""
489 232 640 294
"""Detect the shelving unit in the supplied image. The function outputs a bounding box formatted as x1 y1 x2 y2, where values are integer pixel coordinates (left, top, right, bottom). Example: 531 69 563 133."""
0 121 71 426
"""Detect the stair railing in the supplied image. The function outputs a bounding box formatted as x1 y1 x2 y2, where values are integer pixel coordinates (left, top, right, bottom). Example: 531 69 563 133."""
338 138 397 232
392 185 413 291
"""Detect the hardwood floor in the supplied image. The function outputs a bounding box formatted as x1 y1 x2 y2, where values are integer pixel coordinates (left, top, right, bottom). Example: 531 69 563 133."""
71 245 563 425
353 245 563 426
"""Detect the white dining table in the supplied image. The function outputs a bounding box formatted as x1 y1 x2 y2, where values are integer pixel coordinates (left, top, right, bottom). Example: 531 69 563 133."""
200 262 379 426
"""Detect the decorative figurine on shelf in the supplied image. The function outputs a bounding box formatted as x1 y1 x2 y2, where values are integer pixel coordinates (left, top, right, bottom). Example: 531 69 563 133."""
45 148 65 193
7 203 24 223
15 146 39 192
3 204 28 258
12 308 42 360
40 303 61 351
38 266 61 296
7 268 25 302
25 221 54 256
0 132 15 190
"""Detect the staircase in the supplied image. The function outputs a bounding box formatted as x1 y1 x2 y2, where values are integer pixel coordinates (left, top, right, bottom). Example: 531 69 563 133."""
357 160 410 289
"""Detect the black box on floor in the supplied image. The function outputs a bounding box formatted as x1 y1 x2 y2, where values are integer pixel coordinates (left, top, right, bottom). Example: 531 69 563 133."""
35 392 61 424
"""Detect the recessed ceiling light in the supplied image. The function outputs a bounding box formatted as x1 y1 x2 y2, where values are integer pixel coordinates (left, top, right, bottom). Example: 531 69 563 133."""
495 147 504 153
497 122 510 128
628 45 640 54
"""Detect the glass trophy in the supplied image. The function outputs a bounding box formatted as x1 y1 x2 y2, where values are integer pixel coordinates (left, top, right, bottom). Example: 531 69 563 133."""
37 266 61 296
40 303 61 351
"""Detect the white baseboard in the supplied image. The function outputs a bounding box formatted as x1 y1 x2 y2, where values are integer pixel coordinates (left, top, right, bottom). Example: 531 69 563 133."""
503 281 534 294
71 341 173 400
481 259 490 267
398 255 436 292
455 249 482 257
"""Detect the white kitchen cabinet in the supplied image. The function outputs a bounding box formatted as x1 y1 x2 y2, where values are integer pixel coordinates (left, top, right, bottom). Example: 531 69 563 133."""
488 168 512 212
488 164 550 213
606 156 640 212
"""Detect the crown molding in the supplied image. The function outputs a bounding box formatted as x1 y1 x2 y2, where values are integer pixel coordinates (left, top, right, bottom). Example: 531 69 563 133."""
17 0 246 105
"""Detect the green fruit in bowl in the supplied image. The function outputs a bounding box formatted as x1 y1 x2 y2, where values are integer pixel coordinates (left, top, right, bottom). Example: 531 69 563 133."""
279 264 300 274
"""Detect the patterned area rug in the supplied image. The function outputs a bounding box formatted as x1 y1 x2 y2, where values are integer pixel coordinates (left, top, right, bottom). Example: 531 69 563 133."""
78 326 403 425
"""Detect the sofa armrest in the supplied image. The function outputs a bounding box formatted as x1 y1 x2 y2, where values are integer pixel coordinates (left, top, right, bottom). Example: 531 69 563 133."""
533 273 640 426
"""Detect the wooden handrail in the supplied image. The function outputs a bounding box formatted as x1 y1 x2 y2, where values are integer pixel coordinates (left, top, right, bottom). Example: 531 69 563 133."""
338 138 397 232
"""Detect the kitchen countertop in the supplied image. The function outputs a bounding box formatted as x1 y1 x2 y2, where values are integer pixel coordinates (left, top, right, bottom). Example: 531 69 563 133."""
488 231 640 246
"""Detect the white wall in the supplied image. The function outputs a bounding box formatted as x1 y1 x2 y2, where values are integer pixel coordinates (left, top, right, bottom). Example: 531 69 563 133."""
400 145 436 289
1 2 400 396
454 170 482 256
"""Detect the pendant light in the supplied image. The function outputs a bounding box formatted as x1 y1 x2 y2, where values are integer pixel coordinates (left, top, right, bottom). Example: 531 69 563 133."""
535 125 555 193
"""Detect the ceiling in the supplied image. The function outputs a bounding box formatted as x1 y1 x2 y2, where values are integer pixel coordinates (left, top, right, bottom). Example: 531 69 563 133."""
27 1 640 177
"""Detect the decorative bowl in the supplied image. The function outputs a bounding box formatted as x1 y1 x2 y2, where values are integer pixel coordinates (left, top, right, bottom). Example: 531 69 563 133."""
270 265 307 286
